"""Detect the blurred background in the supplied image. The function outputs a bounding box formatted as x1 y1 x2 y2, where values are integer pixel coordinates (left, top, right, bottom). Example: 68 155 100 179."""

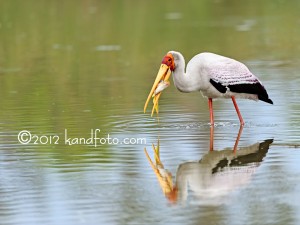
0 1 300 225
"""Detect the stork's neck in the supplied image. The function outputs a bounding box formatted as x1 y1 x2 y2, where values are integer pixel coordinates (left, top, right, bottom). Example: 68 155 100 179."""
171 52 199 93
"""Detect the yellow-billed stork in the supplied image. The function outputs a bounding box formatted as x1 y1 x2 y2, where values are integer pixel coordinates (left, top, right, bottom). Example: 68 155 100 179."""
144 51 273 125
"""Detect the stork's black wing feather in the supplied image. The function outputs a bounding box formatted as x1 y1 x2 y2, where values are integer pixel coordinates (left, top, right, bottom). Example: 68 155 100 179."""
209 79 273 104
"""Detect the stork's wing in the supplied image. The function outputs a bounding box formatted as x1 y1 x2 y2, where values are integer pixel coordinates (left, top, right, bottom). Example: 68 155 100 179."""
206 56 273 104
207 57 258 85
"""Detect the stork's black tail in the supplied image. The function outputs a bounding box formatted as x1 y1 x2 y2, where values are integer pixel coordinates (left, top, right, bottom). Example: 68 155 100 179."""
258 95 273 104
226 82 273 105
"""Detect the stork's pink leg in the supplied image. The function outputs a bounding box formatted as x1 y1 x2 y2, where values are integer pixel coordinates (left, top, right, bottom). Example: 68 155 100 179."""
231 96 245 125
208 98 214 126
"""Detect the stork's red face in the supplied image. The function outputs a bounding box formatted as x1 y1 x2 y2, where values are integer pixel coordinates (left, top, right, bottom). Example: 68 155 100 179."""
143 53 174 114
162 53 175 71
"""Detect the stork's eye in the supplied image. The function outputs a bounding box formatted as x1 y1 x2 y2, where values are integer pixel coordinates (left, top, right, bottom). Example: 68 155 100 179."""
168 58 172 62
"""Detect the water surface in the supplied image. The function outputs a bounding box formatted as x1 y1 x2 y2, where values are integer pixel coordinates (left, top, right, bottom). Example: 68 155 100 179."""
0 1 300 225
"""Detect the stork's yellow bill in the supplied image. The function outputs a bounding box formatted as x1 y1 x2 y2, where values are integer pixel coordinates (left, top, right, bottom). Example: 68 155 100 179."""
144 53 175 116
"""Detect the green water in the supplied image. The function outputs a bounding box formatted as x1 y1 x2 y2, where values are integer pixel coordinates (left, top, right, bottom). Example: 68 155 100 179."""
0 1 300 225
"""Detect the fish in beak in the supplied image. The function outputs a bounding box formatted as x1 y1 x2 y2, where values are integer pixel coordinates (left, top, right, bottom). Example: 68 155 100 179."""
144 53 175 116
154 80 170 96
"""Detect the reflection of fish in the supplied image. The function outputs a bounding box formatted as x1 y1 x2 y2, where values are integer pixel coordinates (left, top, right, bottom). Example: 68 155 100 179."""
153 80 170 96
144 141 178 203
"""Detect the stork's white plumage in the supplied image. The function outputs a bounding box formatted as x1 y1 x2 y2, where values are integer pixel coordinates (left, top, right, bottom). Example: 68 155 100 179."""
144 51 273 125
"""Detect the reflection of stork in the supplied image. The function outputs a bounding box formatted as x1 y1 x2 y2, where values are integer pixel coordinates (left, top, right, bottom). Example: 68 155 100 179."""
144 51 273 125
144 132 273 204
174 139 273 204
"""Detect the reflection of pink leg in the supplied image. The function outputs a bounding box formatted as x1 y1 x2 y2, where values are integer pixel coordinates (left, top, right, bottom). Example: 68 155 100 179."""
233 125 244 153
210 125 214 151
208 98 214 125
231 96 245 125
